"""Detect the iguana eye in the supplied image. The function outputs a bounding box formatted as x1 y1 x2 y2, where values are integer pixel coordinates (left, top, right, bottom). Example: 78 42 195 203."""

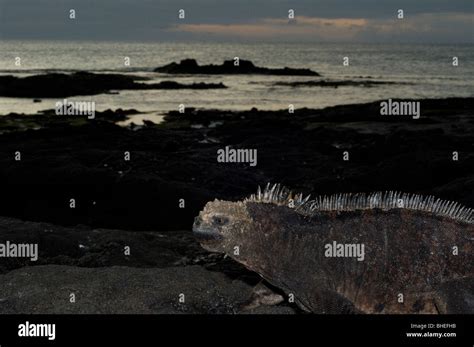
212 216 229 226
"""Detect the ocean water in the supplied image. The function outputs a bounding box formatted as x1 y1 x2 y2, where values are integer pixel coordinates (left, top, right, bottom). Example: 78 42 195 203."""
0 41 473 122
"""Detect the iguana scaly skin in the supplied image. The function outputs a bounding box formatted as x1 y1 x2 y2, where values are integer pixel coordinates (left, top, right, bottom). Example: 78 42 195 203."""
193 184 474 314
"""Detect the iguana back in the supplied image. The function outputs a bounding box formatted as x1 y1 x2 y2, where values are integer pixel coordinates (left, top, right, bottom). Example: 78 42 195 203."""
193 184 474 313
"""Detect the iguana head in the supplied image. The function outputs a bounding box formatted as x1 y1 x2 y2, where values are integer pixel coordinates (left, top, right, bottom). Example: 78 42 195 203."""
193 195 307 282
193 199 253 255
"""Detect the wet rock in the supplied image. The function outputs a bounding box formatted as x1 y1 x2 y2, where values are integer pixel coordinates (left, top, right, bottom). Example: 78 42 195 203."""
0 97 471 315
0 215 285 314
0 265 258 314
0 98 472 232
0 108 138 133
0 216 263 287
0 216 199 274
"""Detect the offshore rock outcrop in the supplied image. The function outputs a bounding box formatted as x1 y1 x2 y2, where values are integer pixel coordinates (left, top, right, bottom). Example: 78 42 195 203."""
155 58 320 76
0 72 226 98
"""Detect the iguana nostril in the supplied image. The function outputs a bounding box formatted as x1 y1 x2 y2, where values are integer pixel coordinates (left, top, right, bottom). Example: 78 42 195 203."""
193 216 202 227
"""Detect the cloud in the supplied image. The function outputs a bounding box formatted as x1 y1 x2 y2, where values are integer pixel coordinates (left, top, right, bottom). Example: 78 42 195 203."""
168 17 368 41
361 12 474 43
0 0 472 42
169 13 473 43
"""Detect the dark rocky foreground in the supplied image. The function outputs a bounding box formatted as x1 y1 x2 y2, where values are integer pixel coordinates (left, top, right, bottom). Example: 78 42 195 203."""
0 265 294 314
0 216 294 314
155 58 320 76
0 97 472 313
0 97 472 230
0 72 226 98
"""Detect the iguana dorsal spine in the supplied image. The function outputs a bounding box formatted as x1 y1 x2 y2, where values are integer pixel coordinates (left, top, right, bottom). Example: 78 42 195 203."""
246 183 473 225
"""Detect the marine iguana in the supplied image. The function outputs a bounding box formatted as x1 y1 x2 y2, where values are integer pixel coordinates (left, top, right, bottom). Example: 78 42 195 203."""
193 184 474 314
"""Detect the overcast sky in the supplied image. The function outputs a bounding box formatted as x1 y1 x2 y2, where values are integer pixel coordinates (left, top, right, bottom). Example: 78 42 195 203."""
0 0 472 43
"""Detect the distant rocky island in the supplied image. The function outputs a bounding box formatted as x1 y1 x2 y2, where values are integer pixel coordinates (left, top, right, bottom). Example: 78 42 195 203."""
155 58 320 76
0 72 226 98
0 58 325 98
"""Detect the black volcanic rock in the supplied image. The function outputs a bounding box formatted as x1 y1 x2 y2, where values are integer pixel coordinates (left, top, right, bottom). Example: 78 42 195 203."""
0 108 142 132
0 72 227 98
0 98 472 232
0 216 295 314
0 265 257 314
155 59 320 76
0 264 297 314
0 98 472 315
0 216 258 280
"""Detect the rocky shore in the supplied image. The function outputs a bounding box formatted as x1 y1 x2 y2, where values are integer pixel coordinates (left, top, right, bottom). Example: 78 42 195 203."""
0 97 472 230
0 96 472 313
0 216 293 314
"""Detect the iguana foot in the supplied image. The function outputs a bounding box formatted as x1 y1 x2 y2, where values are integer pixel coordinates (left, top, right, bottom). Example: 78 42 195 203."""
239 281 284 311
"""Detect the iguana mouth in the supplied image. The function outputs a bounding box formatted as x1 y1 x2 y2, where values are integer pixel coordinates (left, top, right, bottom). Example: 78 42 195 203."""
192 228 223 243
